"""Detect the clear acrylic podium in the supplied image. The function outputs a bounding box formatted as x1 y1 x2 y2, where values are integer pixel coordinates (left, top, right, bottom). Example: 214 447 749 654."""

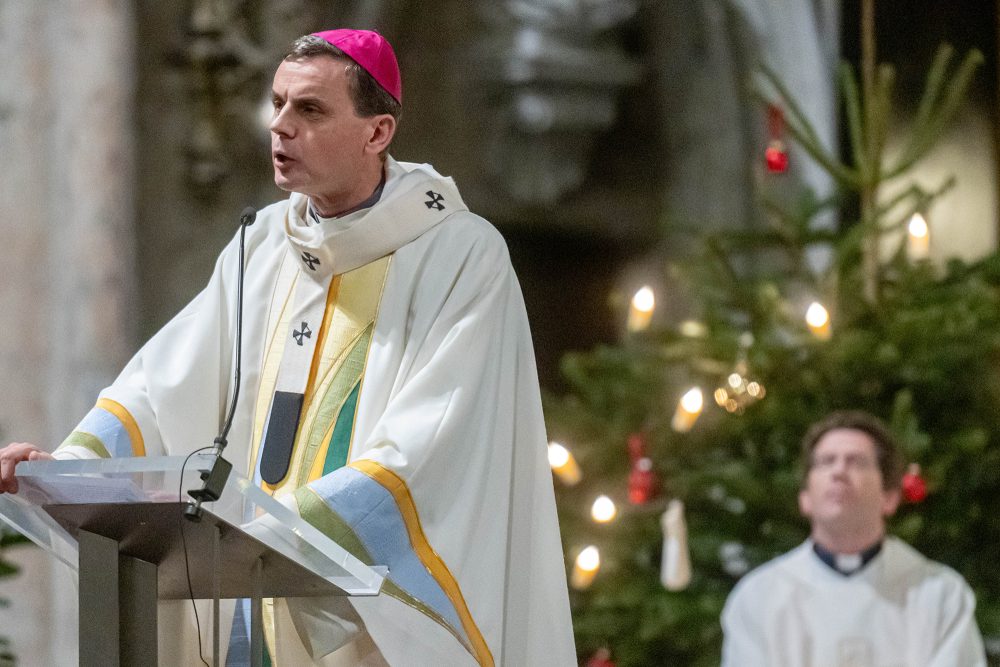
0 454 386 667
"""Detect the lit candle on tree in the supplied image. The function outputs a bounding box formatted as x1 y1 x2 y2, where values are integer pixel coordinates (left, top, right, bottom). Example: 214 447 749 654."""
591 495 618 523
907 213 930 261
671 388 704 432
547 441 581 485
805 302 831 341
571 545 601 589
627 286 655 332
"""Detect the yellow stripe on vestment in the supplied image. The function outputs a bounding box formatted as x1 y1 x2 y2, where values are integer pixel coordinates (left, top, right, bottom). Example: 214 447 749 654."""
95 398 145 457
250 255 390 498
348 459 495 667
303 325 371 486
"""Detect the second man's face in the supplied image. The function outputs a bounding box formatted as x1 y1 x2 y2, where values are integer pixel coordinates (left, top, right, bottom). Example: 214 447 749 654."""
798 428 900 536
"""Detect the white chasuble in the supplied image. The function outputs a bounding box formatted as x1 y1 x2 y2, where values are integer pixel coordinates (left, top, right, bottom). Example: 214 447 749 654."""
721 538 986 667
54 158 577 666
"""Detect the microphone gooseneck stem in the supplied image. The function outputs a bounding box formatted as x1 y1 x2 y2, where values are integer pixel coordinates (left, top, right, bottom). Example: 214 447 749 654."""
185 207 256 521
216 214 250 450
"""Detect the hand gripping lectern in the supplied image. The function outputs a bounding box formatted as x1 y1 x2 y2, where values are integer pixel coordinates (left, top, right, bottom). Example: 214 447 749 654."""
0 454 386 667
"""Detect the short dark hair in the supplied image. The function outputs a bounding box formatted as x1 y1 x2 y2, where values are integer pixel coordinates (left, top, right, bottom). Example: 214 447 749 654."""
284 35 402 123
800 411 905 490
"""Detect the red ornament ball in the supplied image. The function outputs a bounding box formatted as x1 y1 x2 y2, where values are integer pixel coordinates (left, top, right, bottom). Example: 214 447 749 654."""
628 457 658 505
765 140 789 173
585 648 616 667
902 463 927 503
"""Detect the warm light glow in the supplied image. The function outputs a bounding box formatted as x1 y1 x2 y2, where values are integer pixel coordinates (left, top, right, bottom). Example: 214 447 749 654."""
632 287 655 312
908 213 929 239
805 302 832 340
591 495 617 523
727 373 742 389
714 388 729 406
805 302 829 327
576 546 600 572
672 388 704 432
679 320 707 337
680 388 703 413
547 442 569 468
548 442 581 485
907 213 930 261
627 287 656 332
571 545 601 589
747 381 763 398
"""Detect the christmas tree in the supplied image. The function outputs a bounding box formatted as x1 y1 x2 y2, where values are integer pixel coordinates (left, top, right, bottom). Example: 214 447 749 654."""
546 15 992 666
0 527 19 667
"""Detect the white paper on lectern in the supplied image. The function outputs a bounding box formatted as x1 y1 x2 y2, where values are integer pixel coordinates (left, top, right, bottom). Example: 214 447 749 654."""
15 475 147 506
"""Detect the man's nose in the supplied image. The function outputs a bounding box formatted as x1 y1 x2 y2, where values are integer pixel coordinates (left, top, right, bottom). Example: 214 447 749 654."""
270 107 293 137
830 458 850 476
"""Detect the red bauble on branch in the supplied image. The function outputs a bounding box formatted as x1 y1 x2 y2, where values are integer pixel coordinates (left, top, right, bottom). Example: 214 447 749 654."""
902 463 928 503
628 456 659 505
765 104 789 174
765 141 789 173
585 648 616 667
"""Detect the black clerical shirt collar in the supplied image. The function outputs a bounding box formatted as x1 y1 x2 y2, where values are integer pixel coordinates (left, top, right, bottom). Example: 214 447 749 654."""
308 169 387 224
812 539 883 577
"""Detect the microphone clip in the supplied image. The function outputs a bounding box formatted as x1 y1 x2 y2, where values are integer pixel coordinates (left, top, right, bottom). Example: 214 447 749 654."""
184 440 233 522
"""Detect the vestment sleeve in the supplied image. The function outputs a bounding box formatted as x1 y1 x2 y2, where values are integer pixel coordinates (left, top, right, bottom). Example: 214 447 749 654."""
926 571 986 667
54 234 242 461
721 578 771 667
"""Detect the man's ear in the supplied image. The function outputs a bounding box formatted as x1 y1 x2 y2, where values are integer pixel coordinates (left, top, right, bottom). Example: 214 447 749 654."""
798 489 813 518
365 114 397 156
881 488 901 517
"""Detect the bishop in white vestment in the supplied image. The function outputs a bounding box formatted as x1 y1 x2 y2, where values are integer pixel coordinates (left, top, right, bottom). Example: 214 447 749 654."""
18 27 577 667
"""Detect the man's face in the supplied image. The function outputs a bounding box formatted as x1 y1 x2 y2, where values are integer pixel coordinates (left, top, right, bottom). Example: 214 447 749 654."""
798 428 900 538
269 57 385 213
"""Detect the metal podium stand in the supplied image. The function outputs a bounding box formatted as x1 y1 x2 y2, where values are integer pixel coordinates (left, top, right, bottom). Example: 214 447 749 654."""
0 455 386 667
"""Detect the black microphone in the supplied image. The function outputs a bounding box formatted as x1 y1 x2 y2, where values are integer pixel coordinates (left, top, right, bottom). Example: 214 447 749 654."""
240 206 256 227
185 206 257 521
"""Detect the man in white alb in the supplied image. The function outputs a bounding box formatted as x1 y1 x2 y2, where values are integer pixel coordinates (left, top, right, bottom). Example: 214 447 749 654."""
0 28 576 667
722 410 985 667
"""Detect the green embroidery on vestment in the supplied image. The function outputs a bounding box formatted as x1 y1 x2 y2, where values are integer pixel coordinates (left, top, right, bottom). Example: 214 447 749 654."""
323 381 360 477
58 431 111 459
295 323 373 487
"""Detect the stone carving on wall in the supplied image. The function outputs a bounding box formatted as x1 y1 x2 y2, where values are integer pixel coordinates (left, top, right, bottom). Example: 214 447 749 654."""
169 0 272 192
474 0 642 206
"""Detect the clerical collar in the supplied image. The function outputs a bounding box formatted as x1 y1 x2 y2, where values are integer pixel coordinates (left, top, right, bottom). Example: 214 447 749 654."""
812 540 883 576
308 169 387 224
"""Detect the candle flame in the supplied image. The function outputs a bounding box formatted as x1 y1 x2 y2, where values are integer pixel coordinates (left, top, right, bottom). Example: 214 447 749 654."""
576 546 600 572
680 387 704 413
591 495 617 523
631 287 655 313
547 442 569 468
908 213 929 239
805 302 830 328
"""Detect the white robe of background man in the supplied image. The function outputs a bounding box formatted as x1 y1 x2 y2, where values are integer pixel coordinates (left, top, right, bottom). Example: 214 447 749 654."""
54 158 576 666
721 537 986 667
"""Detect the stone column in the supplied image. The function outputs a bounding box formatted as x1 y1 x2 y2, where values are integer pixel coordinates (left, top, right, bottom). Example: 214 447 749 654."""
0 2 137 665
45 0 139 440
